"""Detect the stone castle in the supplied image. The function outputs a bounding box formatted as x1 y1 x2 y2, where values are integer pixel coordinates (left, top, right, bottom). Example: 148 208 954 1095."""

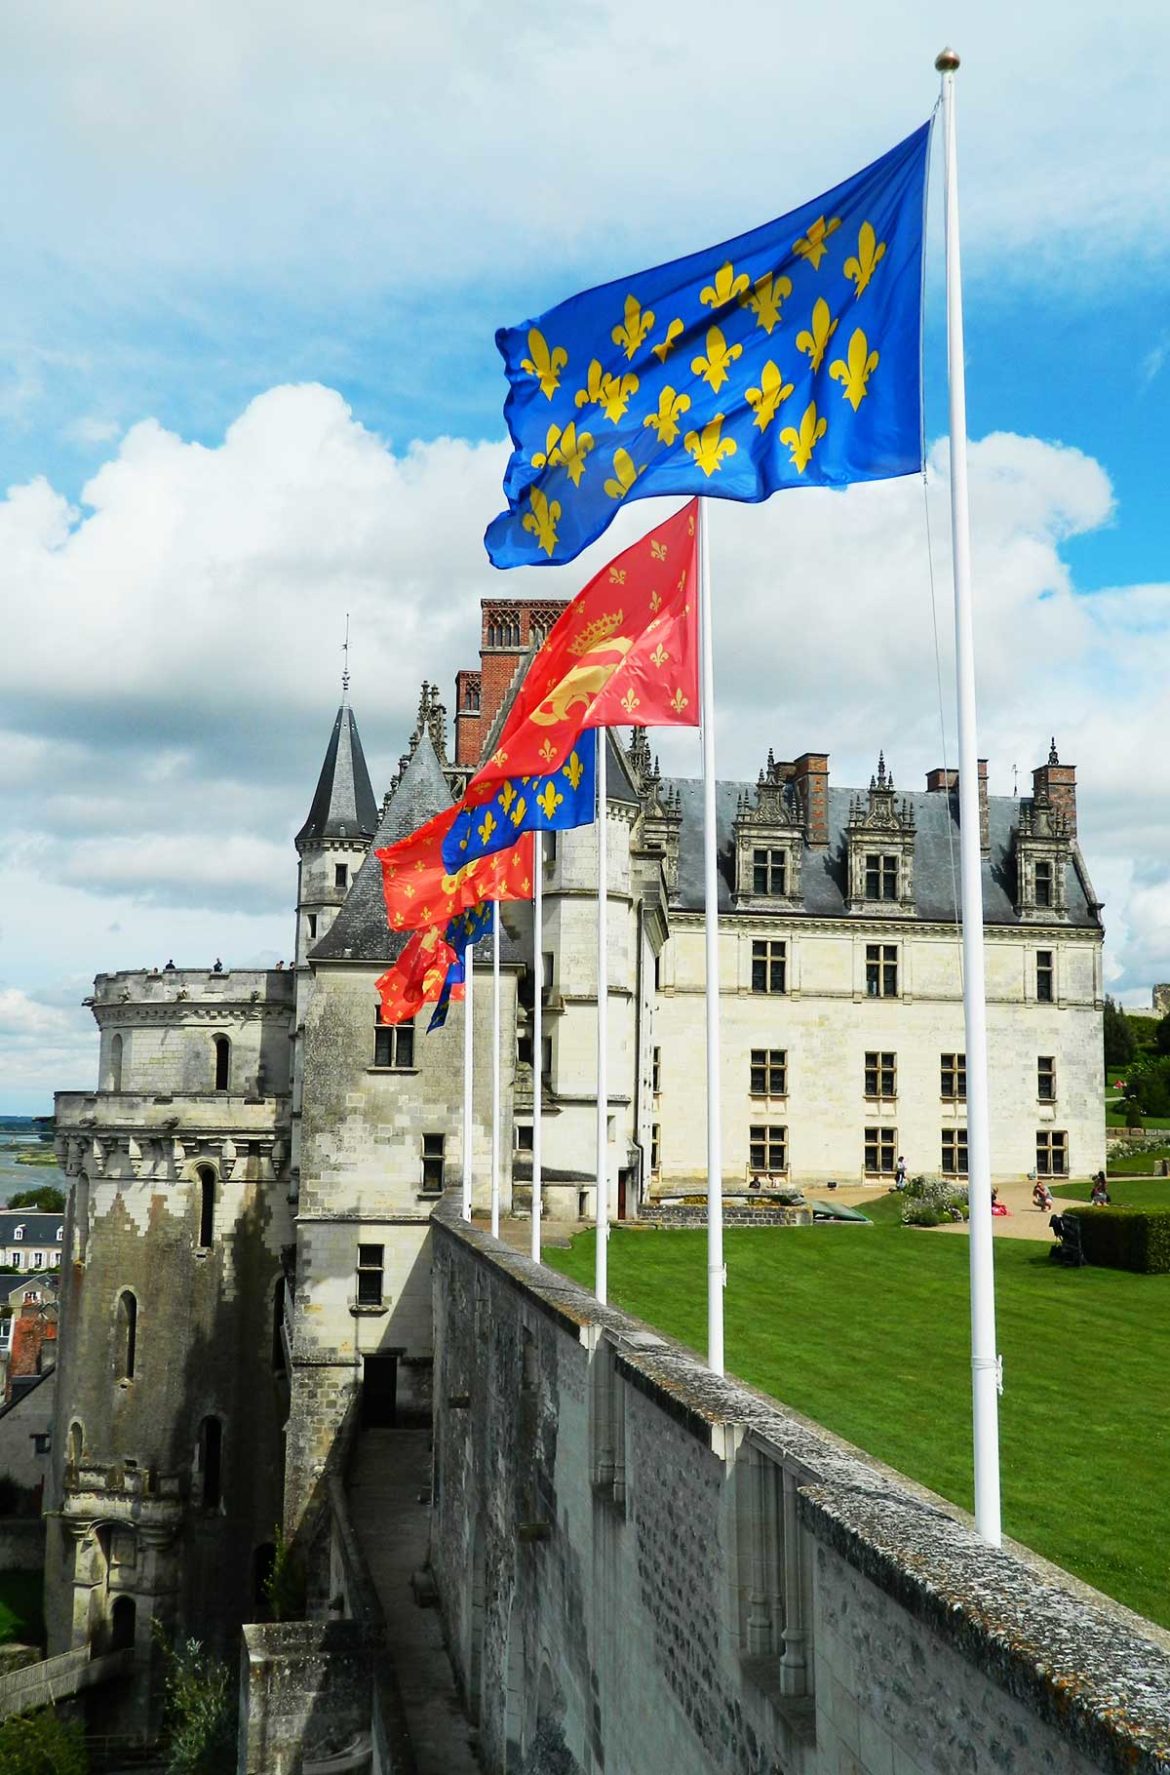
42 598 1166 1775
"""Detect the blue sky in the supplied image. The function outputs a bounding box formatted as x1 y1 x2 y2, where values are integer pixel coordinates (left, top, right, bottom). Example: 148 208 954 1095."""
1 1 1168 1110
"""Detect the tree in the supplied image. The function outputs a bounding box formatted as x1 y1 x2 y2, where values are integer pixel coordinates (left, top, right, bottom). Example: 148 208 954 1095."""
1103 996 1136 1074
156 1633 237 1775
0 1708 88 1775
1156 1012 1170 1057
5 1186 66 1213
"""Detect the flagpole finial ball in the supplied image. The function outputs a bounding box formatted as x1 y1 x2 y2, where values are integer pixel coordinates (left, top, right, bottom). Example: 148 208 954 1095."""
935 47 961 72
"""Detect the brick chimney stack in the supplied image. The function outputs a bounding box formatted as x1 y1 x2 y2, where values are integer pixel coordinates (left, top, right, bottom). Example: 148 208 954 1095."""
793 752 829 848
1031 740 1077 836
925 767 958 793
927 762 989 852
454 670 482 769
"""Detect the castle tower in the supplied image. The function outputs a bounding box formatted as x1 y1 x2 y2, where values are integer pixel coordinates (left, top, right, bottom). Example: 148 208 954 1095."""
294 677 379 969
47 968 295 1730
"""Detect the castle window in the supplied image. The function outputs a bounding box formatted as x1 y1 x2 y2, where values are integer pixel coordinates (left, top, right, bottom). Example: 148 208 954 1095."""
864 854 899 900
197 1166 215 1249
1036 1130 1068 1176
651 1046 662 1094
198 1416 223 1510
651 1124 661 1174
750 1049 787 1097
334 864 348 891
749 1125 787 1175
116 1290 137 1380
751 940 786 995
307 913 318 940
1034 860 1054 908
462 678 481 713
421 1133 445 1193
941 1129 969 1176
864 1128 897 1175
1038 1056 1056 1102
752 848 787 896
1036 950 1054 1003
109 1595 136 1653
487 612 521 648
940 1052 967 1100
356 1244 384 1306
864 1051 896 1100
213 1036 230 1092
374 1011 414 1069
110 1033 123 1093
68 1421 83 1467
515 1123 534 1153
865 944 898 998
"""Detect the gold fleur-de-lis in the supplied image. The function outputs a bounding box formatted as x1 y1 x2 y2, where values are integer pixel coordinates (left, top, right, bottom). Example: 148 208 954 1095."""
699 261 750 309
650 540 667 561
843 221 887 298
603 448 644 501
539 738 555 763
677 570 687 590
642 385 692 446
651 318 684 364
522 487 561 557
650 642 669 668
533 420 594 488
419 904 432 923
744 360 795 433
575 359 640 423
563 749 585 790
499 782 517 813
520 328 568 398
669 688 689 714
796 298 839 372
739 271 793 335
609 567 626 584
779 401 828 474
536 781 564 821
793 215 842 270
476 809 497 846
649 589 662 613
621 688 639 715
691 326 743 393
492 748 508 767
612 293 655 361
509 795 528 827
683 414 738 477
403 884 415 900
829 328 880 412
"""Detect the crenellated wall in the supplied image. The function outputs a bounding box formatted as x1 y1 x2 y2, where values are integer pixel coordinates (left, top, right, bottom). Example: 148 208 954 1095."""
430 1198 1170 1775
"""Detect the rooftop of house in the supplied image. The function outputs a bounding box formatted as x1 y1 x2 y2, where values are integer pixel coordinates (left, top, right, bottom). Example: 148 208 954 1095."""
0 1214 64 1243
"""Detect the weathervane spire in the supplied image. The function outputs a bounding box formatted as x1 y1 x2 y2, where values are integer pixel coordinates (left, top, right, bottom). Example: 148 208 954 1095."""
341 613 351 704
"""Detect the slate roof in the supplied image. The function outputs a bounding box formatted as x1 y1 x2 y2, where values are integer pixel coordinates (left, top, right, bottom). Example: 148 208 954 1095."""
311 731 453 964
665 781 1101 927
296 701 379 849
0 1213 64 1245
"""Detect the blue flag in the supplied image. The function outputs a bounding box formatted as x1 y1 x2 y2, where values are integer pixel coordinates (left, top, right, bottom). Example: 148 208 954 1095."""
428 901 494 1032
441 731 597 870
486 124 931 568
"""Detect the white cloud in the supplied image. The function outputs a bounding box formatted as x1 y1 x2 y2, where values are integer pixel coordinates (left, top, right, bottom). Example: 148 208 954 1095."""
61 416 121 447
0 384 1166 1108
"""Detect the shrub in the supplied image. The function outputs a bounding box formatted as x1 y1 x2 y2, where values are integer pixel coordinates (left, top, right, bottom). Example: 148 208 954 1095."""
1067 1207 1170 1274
262 1525 305 1623
901 1175 969 1227
155 1631 237 1775
1125 1100 1144 1129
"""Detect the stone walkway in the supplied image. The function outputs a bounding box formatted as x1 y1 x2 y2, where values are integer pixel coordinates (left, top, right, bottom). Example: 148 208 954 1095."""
347 1428 481 1774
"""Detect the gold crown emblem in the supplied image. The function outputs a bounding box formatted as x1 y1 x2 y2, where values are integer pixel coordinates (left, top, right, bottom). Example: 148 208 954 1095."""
568 609 624 656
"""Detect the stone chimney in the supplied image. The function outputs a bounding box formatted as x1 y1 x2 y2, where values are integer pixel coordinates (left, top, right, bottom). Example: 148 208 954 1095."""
1031 739 1077 837
793 752 829 848
929 762 988 852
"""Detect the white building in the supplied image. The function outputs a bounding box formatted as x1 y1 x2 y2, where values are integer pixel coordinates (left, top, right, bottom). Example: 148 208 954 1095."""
0 1211 64 1273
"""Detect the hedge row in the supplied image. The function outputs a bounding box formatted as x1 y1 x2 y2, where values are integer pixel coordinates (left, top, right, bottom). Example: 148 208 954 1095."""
1066 1207 1170 1274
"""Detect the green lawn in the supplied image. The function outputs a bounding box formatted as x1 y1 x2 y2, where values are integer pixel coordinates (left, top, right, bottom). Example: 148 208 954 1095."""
548 1212 1170 1627
1056 1177 1170 1208
1108 1148 1170 1176
0 1570 44 1645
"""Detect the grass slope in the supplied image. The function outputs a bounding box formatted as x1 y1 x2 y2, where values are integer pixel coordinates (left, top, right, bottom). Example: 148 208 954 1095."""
548 1211 1170 1627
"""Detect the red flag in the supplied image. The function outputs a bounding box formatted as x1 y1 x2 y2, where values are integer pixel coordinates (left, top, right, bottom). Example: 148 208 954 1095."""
471 499 699 797
375 925 456 1025
379 808 534 934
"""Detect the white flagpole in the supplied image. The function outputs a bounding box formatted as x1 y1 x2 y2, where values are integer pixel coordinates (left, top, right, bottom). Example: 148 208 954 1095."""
595 729 609 1303
491 899 501 1241
699 499 725 1375
937 46 1002 1546
531 835 544 1264
461 945 474 1221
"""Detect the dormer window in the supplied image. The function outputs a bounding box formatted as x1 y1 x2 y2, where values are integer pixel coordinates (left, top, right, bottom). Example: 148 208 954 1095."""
56 1226 63 1242
1035 860 1053 908
13 1226 23 1242
864 854 899 900
752 848 787 896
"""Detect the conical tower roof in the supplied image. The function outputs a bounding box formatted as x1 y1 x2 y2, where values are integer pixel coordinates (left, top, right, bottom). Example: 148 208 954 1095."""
310 729 453 963
296 699 379 851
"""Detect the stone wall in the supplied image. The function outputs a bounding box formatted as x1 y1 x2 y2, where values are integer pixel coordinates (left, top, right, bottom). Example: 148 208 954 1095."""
0 1518 45 1573
430 1199 1170 1775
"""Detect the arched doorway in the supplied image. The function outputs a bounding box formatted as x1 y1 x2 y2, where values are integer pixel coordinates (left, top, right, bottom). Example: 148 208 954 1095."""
110 1594 136 1652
